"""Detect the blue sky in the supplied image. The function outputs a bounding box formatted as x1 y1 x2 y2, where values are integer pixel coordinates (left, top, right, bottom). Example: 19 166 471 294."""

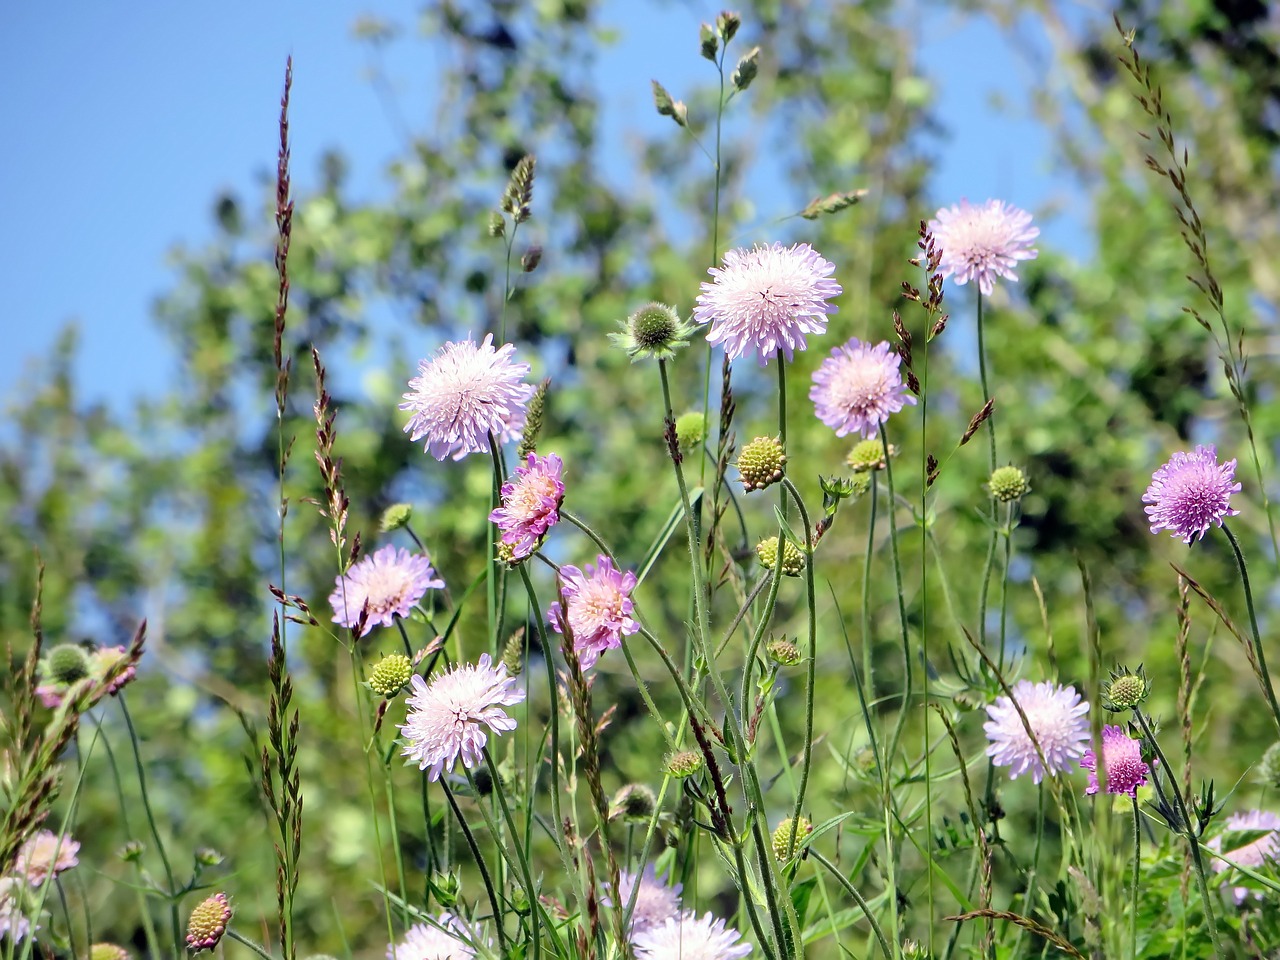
0 2 1093 409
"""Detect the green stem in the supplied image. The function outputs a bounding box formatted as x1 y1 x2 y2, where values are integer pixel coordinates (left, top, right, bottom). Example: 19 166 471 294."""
782 478 817 855
1222 523 1280 735
440 779 510 954
1131 796 1140 960
227 929 276 960
862 478 878 707
880 423 913 769
810 849 892 959
976 291 998 649
481 749 541 960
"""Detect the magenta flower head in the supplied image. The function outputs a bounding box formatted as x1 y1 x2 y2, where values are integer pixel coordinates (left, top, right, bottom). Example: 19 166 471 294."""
16 831 79 887
1081 724 1151 797
1210 809 1280 904
1142 444 1241 544
330 545 445 638
810 338 917 439
633 911 752 960
984 680 1091 783
489 453 565 561
387 915 478 960
928 199 1039 296
400 654 525 781
694 242 841 364
548 555 639 670
401 334 536 461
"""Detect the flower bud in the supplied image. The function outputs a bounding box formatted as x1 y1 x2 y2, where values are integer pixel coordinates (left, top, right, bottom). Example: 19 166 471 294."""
737 436 786 492
988 465 1030 503
846 438 893 473
610 302 694 362
45 644 91 685
674 412 708 454
756 536 804 578
379 503 413 532
369 654 413 698
610 784 658 823
765 637 801 666
186 892 232 952
771 816 813 862
664 750 704 778
91 945 131 960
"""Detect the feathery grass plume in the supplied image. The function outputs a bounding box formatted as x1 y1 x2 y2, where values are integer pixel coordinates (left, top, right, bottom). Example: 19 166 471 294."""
501 154 536 224
516 377 550 461
730 46 759 92
328 545 444 637
650 79 688 127
799 188 867 221
261 614 302 960
959 399 995 446
704 358 737 576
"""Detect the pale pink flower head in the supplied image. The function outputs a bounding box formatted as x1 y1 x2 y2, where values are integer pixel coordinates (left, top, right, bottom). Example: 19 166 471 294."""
694 242 841 364
1142 444 1241 544
401 334 536 461
0 879 32 943
547 555 639 670
984 680 1090 784
633 911 752 960
387 915 477 960
810 338 917 439
399 654 525 781
16 830 79 886
614 866 682 937
1081 724 1151 797
1210 809 1280 904
330 545 445 637
929 199 1039 296
489 453 565 560
90 646 136 696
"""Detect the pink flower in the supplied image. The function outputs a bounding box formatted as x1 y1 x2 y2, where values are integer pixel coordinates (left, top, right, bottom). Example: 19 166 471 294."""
810 338 916 439
929 199 1038 296
1143 444 1241 544
330 545 445 637
633 912 752 960
1081 725 1151 797
548 556 639 670
401 335 536 461
489 453 565 560
984 681 1090 784
694 242 841 364
399 654 525 781
387 915 478 960
16 830 79 886
1210 809 1280 904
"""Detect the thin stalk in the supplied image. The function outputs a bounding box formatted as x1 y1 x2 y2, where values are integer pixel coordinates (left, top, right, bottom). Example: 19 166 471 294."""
481 749 542 960
700 49 728 488
810 849 892 958
1222 523 1280 735
440 780 510 953
1130 796 1140 960
976 291 998 647
227 930 276 960
880 423 913 768
863 478 878 702
998 500 1014 671
781 478 817 853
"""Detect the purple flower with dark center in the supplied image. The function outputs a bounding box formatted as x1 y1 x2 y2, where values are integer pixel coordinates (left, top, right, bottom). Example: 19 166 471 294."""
1081 724 1151 797
929 199 1039 296
1142 444 1241 544
489 453 565 560
810 338 917 439
984 680 1091 784
1210 809 1280 904
399 654 525 781
694 242 841 364
401 334 536 461
330 545 445 637
548 555 639 670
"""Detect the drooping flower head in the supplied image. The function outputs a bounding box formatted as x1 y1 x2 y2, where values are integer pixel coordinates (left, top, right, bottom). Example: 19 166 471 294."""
694 242 841 364
330 545 445 637
387 916 478 960
1081 724 1151 797
633 911 753 960
548 556 639 670
810 338 916 439
1142 444 1241 544
1210 809 1280 904
984 680 1090 784
400 654 525 781
16 830 79 886
928 199 1039 296
612 866 682 937
401 334 536 461
489 453 565 561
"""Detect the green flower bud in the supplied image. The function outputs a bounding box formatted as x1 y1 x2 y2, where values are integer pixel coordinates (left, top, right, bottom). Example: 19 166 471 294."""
765 637 801 666
737 436 786 492
675 412 709 453
45 644 91 685
771 816 813 862
609 302 694 362
90 944 132 960
756 536 805 577
846 438 893 473
379 503 413 532
988 465 1030 503
369 654 413 698
610 784 658 823
664 750 704 779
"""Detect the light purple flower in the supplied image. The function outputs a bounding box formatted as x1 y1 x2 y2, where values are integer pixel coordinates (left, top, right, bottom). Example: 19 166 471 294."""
809 338 917 439
489 453 565 560
984 680 1091 784
929 199 1039 296
548 556 639 670
615 866 683 937
1142 444 1241 544
1210 809 1280 905
400 654 525 781
387 915 477 960
401 334 536 461
330 545 445 638
693 242 841 364
633 911 752 960
1081 724 1151 797
0 879 32 943
16 830 79 887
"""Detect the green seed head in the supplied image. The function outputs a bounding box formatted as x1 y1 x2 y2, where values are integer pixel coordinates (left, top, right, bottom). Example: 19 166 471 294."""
846 438 892 473
771 816 813 862
379 503 413 532
756 536 805 577
674 412 709 453
988 465 1030 503
368 654 413 698
611 784 658 823
664 750 704 779
737 436 787 492
45 644 91 685
766 637 802 666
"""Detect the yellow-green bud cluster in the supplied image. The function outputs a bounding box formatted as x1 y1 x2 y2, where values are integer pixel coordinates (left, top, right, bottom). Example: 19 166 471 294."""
378 503 413 532
756 537 805 578
766 638 801 666
846 438 892 473
737 436 787 492
988 465 1030 503
90 945 131 960
46 644 91 685
502 630 525 677
369 654 413 698
610 302 694 362
674 412 708 453
1105 673 1148 710
771 816 813 862
664 750 704 778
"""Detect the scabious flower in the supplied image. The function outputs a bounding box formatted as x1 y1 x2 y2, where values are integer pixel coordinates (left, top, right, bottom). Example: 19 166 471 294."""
329 545 445 637
1210 809 1280 904
1142 444 1241 544
387 916 477 960
694 242 841 364
928 199 1039 296
400 654 525 781
489 453 565 561
0 879 32 943
1081 725 1151 797
186 892 232 952
16 831 79 886
36 644 136 709
401 334 536 461
612 866 682 936
548 556 639 670
633 912 753 960
810 338 916 439
984 680 1090 784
